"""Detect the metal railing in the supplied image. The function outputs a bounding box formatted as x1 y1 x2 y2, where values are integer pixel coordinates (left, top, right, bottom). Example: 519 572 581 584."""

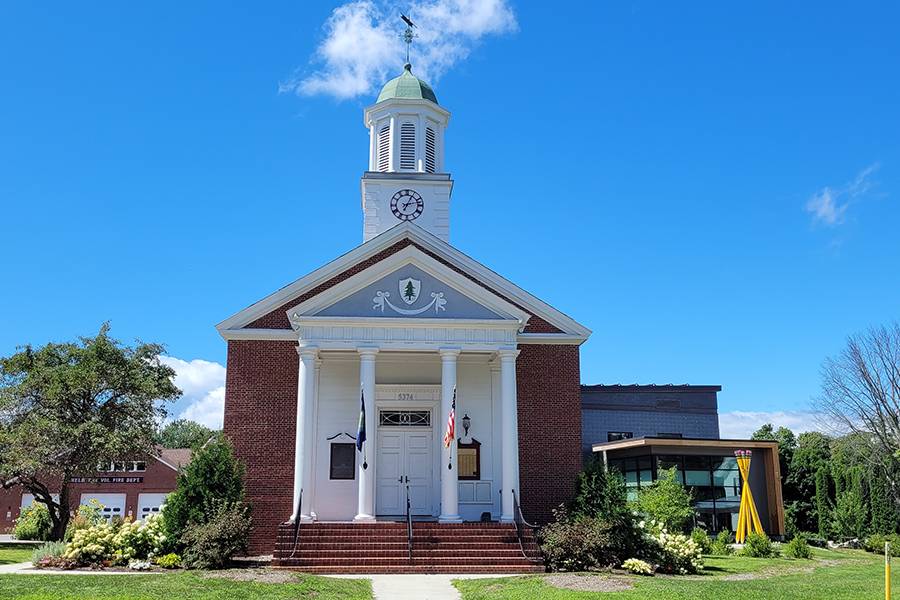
404 476 413 561
511 489 542 563
290 488 303 558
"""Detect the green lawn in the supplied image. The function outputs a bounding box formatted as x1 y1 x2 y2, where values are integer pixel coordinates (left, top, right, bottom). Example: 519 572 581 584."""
0 545 34 565
454 549 896 600
0 571 372 600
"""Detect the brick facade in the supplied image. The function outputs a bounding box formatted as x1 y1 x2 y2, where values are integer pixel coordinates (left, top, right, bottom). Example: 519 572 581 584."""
516 344 583 524
0 454 185 534
222 340 299 554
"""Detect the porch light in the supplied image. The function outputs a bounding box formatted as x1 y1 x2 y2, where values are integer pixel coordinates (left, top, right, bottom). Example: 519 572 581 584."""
462 413 471 437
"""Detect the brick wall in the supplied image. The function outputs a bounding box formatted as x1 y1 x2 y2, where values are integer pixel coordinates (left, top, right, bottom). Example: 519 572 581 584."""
222 339 299 554
516 344 583 524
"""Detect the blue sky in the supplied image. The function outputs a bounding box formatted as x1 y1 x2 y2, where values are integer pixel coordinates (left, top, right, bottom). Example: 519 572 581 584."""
1 2 897 434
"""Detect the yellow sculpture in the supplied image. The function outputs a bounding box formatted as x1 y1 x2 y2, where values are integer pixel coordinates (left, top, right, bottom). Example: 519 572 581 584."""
734 449 765 543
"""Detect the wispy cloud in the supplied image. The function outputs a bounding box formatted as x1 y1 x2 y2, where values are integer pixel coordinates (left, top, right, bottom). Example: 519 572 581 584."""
159 356 226 429
805 163 880 226
718 410 829 439
283 0 517 100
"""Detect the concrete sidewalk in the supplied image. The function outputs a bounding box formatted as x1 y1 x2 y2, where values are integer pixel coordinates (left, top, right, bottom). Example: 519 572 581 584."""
331 573 516 600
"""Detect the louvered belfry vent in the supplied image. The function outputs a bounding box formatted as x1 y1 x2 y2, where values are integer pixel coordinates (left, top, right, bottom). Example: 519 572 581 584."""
400 123 416 170
377 125 390 172
425 127 436 173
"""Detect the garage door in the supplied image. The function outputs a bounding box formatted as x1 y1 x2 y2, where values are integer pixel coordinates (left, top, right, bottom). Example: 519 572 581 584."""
80 493 126 521
137 493 168 520
21 494 60 508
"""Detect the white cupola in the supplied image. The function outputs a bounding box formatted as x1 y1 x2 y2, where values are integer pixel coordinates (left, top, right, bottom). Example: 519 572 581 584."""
361 64 454 242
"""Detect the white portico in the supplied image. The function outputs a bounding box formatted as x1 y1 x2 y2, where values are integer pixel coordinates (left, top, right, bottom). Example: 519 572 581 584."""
285 242 531 523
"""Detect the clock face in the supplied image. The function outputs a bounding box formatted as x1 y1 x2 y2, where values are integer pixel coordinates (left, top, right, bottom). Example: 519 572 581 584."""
390 189 424 221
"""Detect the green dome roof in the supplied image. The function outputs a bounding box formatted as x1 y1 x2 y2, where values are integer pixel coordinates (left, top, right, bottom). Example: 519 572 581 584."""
376 64 438 105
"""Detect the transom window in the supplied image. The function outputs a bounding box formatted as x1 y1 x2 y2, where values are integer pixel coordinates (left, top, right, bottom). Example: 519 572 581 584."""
379 410 431 427
607 431 633 442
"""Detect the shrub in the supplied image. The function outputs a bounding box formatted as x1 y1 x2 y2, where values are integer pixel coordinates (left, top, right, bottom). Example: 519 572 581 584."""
164 436 246 546
709 531 734 556
540 505 648 572
31 541 67 566
111 514 167 563
65 500 106 542
863 534 900 556
14 502 52 541
622 558 653 575
181 501 252 570
644 521 703 574
64 521 118 565
783 535 812 559
690 528 712 554
632 468 694 533
739 532 779 558
570 458 630 522
128 560 153 571
155 553 182 569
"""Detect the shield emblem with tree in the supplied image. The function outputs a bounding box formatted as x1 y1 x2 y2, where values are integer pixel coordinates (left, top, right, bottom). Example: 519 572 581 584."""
399 278 421 305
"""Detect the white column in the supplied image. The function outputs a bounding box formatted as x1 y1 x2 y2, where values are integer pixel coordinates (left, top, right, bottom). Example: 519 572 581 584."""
291 346 318 522
499 348 520 522
439 348 462 523
388 114 397 172
355 347 378 522
307 357 322 520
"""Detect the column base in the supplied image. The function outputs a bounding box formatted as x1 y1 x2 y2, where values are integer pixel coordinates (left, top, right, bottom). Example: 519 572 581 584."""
439 515 463 523
288 514 314 524
353 513 376 522
500 515 515 524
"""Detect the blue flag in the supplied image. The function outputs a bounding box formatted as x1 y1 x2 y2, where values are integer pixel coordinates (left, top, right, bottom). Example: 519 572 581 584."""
356 388 366 452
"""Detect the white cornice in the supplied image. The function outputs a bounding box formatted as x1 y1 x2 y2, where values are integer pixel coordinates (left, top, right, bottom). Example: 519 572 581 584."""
219 328 297 341
517 333 589 346
216 223 592 340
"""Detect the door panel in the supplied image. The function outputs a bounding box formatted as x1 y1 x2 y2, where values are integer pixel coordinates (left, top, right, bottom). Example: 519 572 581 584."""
376 431 403 514
376 423 434 516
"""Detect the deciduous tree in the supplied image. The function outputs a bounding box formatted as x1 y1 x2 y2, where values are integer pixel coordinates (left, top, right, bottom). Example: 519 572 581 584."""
0 325 180 540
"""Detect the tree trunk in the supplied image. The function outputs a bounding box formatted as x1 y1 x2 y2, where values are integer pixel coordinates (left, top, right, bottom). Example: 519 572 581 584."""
49 483 71 541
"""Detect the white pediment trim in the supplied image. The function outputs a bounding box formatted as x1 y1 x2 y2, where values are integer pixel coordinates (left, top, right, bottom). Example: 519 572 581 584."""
216 223 591 341
284 245 530 327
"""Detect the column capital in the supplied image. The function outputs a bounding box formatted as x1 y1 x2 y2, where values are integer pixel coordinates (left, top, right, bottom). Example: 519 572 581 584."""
296 345 319 360
357 346 380 358
497 347 520 361
438 347 461 360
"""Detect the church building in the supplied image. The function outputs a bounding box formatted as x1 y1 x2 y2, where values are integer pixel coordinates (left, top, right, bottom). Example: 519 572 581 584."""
218 63 589 563
217 63 783 571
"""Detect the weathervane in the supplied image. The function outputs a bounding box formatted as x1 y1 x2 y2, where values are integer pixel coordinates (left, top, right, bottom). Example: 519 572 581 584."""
400 13 417 65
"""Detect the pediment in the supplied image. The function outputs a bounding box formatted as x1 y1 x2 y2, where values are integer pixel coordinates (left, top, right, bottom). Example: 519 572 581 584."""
286 246 529 325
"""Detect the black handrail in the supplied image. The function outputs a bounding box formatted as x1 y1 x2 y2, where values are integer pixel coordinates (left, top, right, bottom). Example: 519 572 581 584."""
511 489 542 563
405 477 413 561
290 488 303 558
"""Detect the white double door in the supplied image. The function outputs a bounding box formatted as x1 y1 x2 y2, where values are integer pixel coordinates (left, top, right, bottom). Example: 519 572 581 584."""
376 426 434 516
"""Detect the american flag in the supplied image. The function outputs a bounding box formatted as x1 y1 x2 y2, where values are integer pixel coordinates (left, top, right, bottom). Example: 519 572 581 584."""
443 387 456 448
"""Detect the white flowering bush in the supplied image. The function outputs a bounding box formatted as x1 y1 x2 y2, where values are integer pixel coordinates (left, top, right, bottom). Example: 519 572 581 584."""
64 521 118 565
112 514 167 563
128 560 153 571
639 519 703 575
622 558 654 575
63 513 167 567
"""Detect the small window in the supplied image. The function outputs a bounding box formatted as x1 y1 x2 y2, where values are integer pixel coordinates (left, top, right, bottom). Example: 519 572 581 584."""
656 432 683 439
425 127 436 173
377 125 390 171
457 438 481 480
133 461 147 472
607 432 633 442
330 443 356 480
399 122 416 170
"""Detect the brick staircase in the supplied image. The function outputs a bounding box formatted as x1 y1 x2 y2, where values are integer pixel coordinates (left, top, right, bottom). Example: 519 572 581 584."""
273 521 545 574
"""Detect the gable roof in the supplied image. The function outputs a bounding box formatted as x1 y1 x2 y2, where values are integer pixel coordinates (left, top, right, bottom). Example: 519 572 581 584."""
157 448 193 471
217 223 592 343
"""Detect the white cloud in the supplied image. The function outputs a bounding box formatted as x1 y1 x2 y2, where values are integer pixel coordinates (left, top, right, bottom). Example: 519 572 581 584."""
805 163 880 226
718 410 830 439
284 0 517 100
159 356 227 429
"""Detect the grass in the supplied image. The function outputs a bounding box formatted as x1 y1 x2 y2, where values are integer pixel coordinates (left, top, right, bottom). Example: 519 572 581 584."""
0 571 372 599
454 548 896 600
0 545 34 565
